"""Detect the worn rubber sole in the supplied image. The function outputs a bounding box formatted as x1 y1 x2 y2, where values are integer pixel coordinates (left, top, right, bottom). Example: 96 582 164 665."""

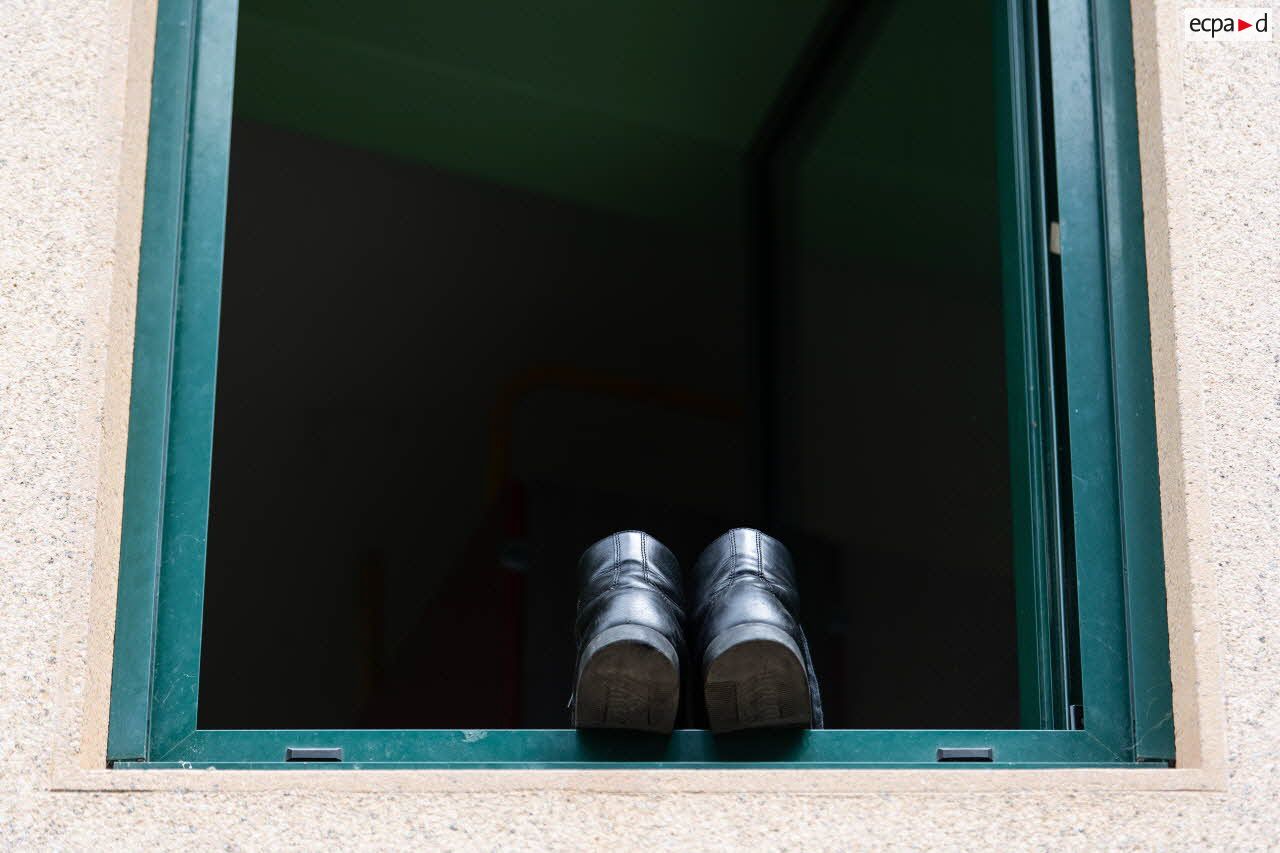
703 622 812 733
573 624 680 734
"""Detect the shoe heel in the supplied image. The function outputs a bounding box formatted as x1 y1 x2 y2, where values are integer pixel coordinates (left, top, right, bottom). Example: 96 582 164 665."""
702 622 812 733
573 624 680 734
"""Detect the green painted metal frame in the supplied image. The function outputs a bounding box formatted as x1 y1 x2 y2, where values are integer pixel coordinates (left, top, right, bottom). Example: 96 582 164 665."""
998 0 1075 733
106 0 236 761
108 0 1173 768
1047 0 1174 762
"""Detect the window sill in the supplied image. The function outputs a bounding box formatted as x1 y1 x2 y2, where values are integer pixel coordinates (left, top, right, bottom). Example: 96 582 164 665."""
53 765 1224 794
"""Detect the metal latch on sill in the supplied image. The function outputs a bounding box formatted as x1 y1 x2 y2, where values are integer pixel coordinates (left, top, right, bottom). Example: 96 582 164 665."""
285 746 343 762
936 747 994 762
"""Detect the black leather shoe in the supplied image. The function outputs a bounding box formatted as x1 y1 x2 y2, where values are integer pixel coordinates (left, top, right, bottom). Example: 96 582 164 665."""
571 531 686 733
691 528 823 732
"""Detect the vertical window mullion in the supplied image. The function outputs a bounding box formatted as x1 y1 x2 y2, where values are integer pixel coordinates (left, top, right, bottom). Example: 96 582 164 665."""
995 0 1074 730
1043 0 1139 759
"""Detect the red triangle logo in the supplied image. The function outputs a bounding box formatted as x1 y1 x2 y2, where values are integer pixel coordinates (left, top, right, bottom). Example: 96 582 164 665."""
1239 18 1253 30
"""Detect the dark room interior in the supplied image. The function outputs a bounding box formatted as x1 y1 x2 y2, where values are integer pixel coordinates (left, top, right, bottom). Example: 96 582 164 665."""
197 0 1020 731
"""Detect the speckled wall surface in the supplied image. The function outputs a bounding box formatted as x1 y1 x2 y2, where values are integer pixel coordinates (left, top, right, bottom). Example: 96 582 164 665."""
1 0 1276 847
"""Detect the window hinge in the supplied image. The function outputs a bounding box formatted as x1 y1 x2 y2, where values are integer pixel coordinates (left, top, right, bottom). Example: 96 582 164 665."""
1048 221 1062 255
1069 704 1085 730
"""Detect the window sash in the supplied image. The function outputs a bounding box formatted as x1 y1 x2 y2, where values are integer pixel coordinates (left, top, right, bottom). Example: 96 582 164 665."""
107 0 1173 768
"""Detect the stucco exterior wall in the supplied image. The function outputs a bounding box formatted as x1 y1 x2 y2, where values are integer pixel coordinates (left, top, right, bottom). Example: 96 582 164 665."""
0 0 1276 847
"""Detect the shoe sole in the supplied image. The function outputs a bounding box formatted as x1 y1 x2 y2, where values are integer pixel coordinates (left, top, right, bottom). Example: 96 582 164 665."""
703 622 812 733
573 624 679 734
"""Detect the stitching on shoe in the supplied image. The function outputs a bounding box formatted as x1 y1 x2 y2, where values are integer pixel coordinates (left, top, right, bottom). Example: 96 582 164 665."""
577 586 684 633
755 529 764 581
755 529 788 599
610 532 622 589
696 538 788 620
585 534 684 622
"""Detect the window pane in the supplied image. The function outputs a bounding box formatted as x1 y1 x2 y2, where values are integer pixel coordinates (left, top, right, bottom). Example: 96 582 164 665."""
770 1 1017 728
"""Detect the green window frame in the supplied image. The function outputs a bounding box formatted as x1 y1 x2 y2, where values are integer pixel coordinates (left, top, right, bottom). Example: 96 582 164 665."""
107 0 1174 769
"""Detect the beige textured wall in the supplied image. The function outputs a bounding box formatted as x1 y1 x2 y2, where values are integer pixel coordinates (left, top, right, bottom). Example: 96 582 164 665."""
1 0 1277 847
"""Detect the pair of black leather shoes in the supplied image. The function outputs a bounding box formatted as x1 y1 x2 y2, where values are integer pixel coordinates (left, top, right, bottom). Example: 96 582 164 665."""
571 528 822 734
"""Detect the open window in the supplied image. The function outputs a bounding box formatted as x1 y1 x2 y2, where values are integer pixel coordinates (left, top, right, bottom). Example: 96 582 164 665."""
108 0 1174 767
